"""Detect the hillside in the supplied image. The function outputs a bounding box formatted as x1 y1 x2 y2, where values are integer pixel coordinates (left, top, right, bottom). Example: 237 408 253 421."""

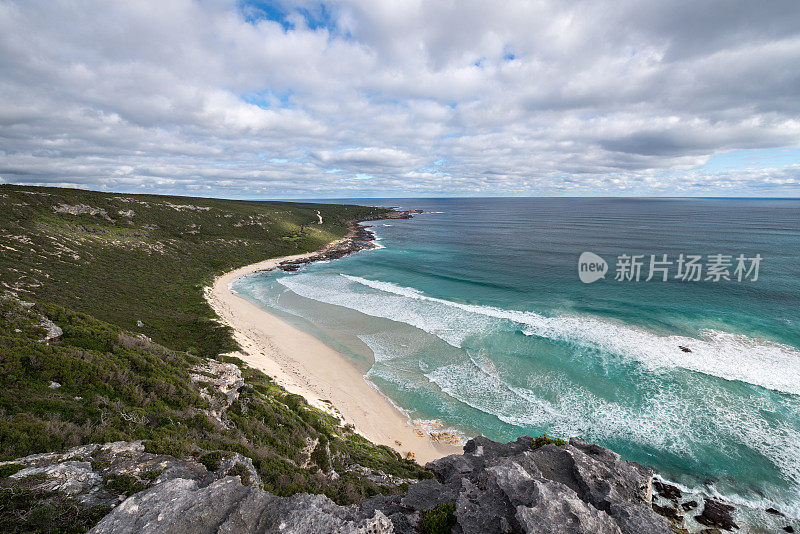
0 288 430 532
0 186 425 531
0 185 388 357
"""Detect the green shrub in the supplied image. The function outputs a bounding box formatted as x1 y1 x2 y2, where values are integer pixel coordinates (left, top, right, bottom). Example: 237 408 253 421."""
0 184 390 357
198 450 233 471
105 474 147 496
143 438 187 458
0 464 24 478
310 440 330 472
228 462 251 486
140 469 162 481
530 434 567 450
0 487 111 533
420 502 457 534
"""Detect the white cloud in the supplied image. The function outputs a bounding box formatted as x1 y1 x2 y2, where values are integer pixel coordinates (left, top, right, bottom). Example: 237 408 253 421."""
0 0 799 197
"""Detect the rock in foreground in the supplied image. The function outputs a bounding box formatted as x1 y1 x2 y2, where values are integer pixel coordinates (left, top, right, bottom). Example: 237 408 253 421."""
88 436 672 533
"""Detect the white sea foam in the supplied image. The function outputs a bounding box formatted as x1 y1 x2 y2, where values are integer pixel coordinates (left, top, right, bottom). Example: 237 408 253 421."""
282 275 800 448
423 349 800 505
336 275 800 395
272 271 800 516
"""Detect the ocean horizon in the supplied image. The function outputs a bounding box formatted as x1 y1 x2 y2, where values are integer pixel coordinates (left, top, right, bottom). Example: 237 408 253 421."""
233 197 800 530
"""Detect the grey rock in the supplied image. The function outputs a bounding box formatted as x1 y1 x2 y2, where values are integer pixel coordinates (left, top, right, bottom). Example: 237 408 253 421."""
426 451 476 485
244 493 393 534
100 440 145 455
400 478 457 511
455 477 517 534
217 453 262 489
695 498 739 531
11 461 101 495
486 454 543 507
90 477 394 534
53 203 114 221
515 478 622 534
89 477 251 534
566 436 654 507
361 495 417 534
426 435 671 534
4 435 676 534
608 501 673 534
39 316 63 342
190 360 244 425
2 440 217 508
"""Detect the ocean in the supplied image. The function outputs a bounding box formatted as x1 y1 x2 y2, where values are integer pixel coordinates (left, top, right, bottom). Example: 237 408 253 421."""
232 198 800 530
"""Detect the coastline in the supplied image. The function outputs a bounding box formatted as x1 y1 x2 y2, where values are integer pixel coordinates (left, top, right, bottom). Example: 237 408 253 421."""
205 216 462 464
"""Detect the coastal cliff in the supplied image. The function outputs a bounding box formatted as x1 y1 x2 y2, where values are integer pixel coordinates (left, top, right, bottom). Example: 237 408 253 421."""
276 210 421 272
2 434 675 534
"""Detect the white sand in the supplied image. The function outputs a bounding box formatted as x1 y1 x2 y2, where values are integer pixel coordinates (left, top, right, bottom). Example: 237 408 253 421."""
205 248 462 464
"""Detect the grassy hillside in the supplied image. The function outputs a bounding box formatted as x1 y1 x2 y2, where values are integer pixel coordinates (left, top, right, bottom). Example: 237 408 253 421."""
0 185 426 531
0 185 388 357
0 293 429 532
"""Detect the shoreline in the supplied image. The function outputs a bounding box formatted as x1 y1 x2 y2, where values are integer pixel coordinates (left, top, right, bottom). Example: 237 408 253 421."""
205 214 462 464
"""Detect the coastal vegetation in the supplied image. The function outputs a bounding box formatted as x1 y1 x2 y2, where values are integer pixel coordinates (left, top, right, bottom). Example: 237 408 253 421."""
419 502 457 534
0 186 429 531
0 292 429 530
530 435 568 450
0 184 389 357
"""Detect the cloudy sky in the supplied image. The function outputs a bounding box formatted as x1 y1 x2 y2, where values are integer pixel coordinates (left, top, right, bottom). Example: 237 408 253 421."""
1 0 799 198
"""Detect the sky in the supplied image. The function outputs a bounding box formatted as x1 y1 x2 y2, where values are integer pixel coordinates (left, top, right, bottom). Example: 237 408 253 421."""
1 0 799 199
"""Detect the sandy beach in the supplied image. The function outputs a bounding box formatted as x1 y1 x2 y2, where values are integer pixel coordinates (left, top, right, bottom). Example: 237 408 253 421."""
205 244 462 464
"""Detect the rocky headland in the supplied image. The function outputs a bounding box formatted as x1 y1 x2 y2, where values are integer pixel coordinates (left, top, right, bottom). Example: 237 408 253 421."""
1 434 687 533
277 209 423 271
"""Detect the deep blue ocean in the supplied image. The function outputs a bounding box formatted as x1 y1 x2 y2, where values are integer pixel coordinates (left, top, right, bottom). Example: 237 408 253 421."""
233 198 800 531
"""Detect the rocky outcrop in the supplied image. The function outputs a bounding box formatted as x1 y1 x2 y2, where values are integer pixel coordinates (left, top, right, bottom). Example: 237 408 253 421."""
1 441 223 510
53 203 114 221
38 315 63 342
90 478 393 534
72 436 673 534
278 210 420 272
1 291 62 342
190 360 245 426
695 498 739 531
411 436 671 534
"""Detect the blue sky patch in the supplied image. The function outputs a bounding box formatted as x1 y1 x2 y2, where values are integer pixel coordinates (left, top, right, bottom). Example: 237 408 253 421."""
242 89 294 109
703 148 800 172
239 1 341 35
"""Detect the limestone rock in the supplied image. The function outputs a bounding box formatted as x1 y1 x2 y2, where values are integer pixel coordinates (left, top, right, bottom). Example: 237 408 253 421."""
11 461 101 495
424 435 672 534
3 435 679 534
90 477 393 534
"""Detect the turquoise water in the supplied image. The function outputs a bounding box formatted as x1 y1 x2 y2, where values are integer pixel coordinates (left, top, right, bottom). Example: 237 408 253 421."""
233 198 800 530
